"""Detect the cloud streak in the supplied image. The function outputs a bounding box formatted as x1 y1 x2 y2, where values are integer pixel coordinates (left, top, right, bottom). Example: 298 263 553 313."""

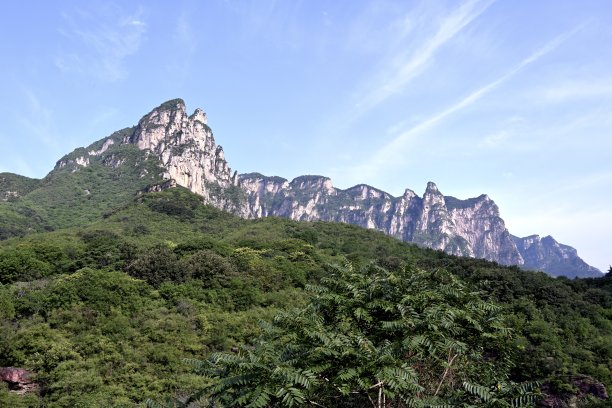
354 0 495 116
359 27 580 175
55 5 147 82
535 78 612 103
16 90 58 149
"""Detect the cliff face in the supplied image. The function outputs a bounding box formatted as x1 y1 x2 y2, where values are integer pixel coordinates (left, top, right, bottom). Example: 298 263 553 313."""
48 99 599 277
53 99 241 211
239 174 523 265
513 235 602 278
127 99 239 206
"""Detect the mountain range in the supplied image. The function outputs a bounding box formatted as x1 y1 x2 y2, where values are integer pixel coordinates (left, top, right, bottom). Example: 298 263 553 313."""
0 99 601 278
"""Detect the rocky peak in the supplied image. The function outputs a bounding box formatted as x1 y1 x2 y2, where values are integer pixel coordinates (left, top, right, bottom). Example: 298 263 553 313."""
189 108 207 124
422 181 445 207
403 188 417 200
425 181 440 194
125 99 238 201
512 234 601 277
65 98 596 278
290 176 335 195
239 173 290 195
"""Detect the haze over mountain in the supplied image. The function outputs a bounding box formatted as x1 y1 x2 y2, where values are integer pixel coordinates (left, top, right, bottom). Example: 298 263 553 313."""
1 99 600 278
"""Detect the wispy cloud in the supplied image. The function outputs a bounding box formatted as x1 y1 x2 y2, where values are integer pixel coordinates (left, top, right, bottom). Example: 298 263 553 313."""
353 0 495 116
356 27 580 176
165 12 198 78
478 130 509 148
534 77 612 103
55 5 147 82
16 90 58 149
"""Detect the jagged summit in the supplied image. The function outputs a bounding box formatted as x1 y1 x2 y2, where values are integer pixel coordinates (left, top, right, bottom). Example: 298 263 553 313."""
511 234 601 277
157 98 186 111
30 99 604 277
425 181 440 193
127 100 238 203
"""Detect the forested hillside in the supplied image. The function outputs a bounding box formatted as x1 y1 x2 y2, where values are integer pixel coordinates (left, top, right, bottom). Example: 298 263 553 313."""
0 187 609 407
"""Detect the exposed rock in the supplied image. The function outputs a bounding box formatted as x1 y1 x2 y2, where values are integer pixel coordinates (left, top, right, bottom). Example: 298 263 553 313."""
239 176 523 265
127 98 238 203
142 179 178 193
513 235 602 278
0 367 38 395
88 138 115 156
63 99 599 278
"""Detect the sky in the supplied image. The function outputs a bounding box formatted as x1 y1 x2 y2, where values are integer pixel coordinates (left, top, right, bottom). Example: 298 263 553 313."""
0 0 610 272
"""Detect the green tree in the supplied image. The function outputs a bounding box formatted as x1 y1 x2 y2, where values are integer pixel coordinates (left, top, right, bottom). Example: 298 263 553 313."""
127 244 184 286
163 263 538 407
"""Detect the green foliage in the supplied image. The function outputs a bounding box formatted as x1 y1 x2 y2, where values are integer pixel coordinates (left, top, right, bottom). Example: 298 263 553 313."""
0 172 42 199
0 185 609 406
126 243 184 286
182 263 534 407
179 249 236 287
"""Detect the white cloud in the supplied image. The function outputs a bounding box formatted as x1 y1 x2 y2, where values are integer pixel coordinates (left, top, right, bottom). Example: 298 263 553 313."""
16 90 57 148
353 0 495 116
537 78 612 103
55 5 147 82
478 130 509 148
356 27 579 176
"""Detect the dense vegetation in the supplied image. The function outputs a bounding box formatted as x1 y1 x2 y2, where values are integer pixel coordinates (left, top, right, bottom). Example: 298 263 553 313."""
0 187 610 407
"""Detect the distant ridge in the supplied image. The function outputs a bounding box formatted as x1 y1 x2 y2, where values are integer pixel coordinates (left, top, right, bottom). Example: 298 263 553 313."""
0 99 601 278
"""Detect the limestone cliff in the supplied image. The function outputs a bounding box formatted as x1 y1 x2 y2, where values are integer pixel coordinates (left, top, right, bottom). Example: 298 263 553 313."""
53 99 241 211
239 174 522 265
512 235 602 278
49 99 599 277
127 99 239 208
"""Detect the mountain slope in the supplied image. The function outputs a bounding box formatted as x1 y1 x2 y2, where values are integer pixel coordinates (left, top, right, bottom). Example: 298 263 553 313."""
0 99 601 277
239 174 523 265
0 187 609 407
513 235 602 278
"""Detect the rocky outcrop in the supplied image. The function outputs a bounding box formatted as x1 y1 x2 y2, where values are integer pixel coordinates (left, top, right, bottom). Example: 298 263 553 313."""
513 235 602 278
239 174 522 265
0 367 38 395
115 99 599 277
50 99 599 277
127 99 238 203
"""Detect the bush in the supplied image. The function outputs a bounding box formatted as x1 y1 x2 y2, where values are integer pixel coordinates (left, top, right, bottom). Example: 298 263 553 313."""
179 249 236 287
127 244 184 286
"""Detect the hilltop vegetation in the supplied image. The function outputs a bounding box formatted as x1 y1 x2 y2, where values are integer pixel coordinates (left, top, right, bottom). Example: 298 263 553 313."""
0 187 609 407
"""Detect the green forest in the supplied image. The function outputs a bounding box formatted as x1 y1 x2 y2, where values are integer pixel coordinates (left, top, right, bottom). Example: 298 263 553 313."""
0 186 610 407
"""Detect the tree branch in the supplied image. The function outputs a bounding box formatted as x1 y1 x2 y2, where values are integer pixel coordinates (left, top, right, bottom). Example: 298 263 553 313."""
434 351 459 396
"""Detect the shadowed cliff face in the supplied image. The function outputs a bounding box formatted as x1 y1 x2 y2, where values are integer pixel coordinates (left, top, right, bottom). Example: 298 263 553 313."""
238 174 524 266
128 99 238 203
50 99 599 277
512 235 602 278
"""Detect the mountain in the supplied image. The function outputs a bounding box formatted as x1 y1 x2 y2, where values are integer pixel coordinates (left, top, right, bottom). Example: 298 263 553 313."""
513 235 602 277
0 99 601 278
238 174 522 265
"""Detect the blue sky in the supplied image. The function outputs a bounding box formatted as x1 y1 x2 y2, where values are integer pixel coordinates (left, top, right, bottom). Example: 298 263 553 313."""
1 0 610 272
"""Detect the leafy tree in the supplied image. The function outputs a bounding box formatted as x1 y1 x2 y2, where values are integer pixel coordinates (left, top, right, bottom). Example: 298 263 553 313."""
179 249 236 287
127 244 184 286
0 247 52 283
170 263 538 407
